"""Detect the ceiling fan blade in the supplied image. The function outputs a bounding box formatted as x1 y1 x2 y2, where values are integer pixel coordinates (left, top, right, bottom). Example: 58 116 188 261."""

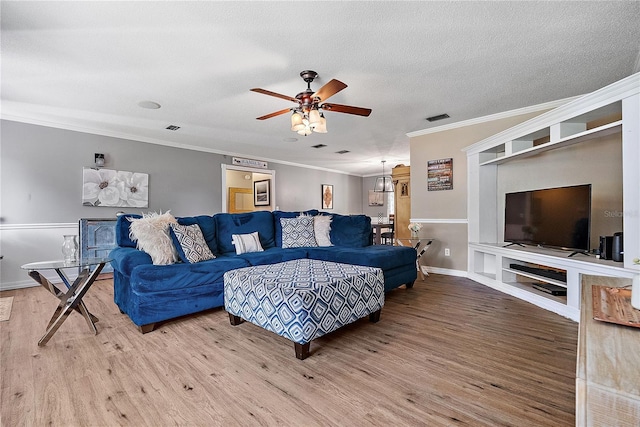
322 103 372 117
312 79 347 102
256 108 291 120
251 88 298 103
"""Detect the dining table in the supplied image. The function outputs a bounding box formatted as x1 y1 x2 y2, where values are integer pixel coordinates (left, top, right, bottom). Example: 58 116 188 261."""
371 223 393 245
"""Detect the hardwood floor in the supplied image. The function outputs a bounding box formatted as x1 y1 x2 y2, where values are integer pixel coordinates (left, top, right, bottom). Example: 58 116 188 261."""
1 274 578 426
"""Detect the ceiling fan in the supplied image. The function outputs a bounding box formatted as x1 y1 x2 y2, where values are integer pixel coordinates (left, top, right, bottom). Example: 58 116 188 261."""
251 70 372 136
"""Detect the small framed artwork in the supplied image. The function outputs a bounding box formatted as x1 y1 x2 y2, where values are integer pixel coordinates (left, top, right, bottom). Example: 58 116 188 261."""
427 158 453 191
254 179 271 206
368 190 384 206
322 184 333 209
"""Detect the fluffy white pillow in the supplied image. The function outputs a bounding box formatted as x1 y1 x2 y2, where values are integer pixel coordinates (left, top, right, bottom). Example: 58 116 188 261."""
232 232 264 255
314 215 333 246
128 211 179 265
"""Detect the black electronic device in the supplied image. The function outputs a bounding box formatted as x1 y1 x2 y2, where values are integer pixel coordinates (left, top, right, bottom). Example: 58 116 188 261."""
509 264 567 282
612 232 623 262
599 235 613 260
504 184 591 255
531 283 567 296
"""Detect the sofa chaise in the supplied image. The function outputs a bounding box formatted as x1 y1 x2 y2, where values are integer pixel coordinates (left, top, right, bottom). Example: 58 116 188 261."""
110 210 417 333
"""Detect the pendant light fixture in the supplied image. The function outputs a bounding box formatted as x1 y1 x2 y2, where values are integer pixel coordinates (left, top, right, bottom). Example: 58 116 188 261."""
373 160 394 192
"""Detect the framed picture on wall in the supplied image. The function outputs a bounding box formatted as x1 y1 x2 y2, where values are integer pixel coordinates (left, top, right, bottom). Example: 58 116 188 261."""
322 184 333 209
368 190 384 206
82 167 149 207
254 179 271 206
427 158 453 191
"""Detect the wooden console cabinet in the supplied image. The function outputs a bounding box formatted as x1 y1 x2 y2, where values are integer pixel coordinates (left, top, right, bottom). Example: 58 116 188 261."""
392 164 410 241
577 275 640 426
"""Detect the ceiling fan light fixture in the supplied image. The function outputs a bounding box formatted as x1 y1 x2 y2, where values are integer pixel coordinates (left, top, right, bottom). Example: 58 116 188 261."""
308 108 321 127
297 126 313 136
254 70 371 136
313 114 327 133
291 111 305 131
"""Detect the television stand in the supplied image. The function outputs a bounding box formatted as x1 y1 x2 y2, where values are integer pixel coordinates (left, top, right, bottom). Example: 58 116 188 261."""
468 242 638 321
568 250 590 258
503 242 525 248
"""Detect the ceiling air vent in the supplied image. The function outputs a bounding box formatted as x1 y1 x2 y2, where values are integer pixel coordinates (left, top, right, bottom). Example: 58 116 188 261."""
165 125 181 131
336 150 350 154
426 113 450 122
311 144 327 149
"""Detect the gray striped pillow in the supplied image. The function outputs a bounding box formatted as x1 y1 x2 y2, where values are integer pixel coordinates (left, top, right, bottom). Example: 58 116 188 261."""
231 232 264 255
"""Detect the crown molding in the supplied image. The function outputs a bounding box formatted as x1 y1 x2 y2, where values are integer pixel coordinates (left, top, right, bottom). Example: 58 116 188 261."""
1 105 360 177
464 72 640 154
406 97 579 138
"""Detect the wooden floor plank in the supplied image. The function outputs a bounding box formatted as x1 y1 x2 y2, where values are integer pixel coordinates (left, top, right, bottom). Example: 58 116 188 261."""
1 274 578 426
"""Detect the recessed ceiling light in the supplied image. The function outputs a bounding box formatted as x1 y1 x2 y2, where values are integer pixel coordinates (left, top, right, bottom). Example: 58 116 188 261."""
336 150 350 154
311 144 327 149
138 101 162 109
426 113 450 122
165 125 180 131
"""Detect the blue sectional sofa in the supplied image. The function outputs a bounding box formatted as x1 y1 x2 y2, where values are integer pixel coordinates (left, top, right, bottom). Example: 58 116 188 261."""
110 210 417 333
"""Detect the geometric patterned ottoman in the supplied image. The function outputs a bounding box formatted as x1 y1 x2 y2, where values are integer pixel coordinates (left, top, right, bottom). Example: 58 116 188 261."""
223 258 384 359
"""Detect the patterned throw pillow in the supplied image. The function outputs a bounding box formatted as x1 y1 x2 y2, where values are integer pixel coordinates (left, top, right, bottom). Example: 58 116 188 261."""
232 232 264 255
314 215 333 247
128 211 179 265
170 223 216 263
281 217 318 248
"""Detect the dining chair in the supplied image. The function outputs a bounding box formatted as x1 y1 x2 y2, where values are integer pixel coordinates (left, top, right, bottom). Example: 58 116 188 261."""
381 214 395 245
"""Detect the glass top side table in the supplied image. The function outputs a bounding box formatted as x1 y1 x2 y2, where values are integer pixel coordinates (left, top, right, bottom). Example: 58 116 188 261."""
396 238 434 281
21 257 111 346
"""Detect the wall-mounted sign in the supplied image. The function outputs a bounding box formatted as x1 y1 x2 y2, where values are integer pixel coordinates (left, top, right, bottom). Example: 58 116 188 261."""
232 157 268 169
427 158 453 191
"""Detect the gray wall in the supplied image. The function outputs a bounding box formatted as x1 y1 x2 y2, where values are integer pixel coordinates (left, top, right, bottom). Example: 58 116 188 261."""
0 120 364 224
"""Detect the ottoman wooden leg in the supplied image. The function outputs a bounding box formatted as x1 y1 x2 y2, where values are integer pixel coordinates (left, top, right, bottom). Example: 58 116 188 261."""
294 342 310 360
369 309 381 323
229 313 244 326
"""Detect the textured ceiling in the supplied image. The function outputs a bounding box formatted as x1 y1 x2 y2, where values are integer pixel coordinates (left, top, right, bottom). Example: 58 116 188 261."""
2 1 639 176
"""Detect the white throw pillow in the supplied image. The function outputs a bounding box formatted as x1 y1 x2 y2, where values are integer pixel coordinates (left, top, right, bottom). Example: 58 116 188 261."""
281 217 318 248
314 215 333 247
128 211 179 265
232 232 264 255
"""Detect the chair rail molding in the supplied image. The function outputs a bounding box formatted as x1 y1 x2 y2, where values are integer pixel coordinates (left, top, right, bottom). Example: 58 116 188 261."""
409 218 468 224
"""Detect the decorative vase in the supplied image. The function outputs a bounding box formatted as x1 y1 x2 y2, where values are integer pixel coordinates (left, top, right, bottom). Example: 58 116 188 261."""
62 235 78 262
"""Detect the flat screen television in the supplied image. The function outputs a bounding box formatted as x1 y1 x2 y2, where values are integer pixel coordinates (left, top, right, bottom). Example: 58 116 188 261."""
504 184 591 254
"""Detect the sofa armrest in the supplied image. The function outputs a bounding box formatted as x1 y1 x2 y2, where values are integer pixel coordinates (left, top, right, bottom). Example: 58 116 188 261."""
110 247 152 277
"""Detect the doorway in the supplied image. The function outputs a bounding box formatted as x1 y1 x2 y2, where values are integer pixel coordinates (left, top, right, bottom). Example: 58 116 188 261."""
221 164 276 213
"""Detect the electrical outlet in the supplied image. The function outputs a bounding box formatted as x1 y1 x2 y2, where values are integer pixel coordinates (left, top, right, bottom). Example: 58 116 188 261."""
444 248 450 256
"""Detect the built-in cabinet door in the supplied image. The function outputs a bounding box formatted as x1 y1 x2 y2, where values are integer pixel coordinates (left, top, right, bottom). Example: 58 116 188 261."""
79 218 117 274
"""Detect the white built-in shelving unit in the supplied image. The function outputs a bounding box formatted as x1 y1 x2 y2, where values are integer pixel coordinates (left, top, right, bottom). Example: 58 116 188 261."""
464 73 640 321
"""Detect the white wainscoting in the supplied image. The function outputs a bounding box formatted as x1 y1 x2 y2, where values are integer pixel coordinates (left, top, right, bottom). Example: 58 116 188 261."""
0 223 79 290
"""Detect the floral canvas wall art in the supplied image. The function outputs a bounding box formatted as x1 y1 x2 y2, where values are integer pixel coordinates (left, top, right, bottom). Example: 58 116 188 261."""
82 168 149 207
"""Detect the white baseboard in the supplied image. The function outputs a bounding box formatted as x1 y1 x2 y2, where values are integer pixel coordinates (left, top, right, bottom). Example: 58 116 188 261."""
0 280 40 291
422 266 468 277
